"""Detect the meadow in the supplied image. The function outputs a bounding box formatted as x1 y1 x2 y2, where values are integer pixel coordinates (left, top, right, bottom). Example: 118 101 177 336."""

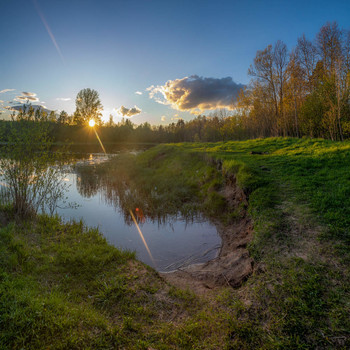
1 137 350 349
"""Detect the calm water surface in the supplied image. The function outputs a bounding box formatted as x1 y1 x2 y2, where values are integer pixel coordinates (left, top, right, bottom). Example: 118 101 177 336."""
57 152 221 271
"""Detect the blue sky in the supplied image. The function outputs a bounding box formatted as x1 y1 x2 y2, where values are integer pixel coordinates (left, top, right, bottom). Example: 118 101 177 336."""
1 0 349 124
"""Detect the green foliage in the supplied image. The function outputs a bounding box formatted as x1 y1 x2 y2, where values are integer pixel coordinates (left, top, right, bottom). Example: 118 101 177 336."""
0 118 68 217
75 88 103 126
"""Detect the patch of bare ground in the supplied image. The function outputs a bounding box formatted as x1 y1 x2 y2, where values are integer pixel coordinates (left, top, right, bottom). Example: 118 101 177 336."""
276 200 348 271
161 174 254 294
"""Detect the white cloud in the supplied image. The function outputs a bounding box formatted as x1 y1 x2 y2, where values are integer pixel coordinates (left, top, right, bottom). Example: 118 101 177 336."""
135 91 143 95
56 97 71 101
0 89 15 94
161 116 166 122
22 92 37 97
117 105 142 117
147 75 245 113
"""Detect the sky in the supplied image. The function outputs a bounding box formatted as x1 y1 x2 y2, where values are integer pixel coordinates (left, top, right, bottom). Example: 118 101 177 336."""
0 0 349 125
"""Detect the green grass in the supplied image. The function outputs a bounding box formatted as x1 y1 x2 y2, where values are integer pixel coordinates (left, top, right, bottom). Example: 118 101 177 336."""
0 215 230 349
182 138 350 348
108 138 350 348
2 137 350 348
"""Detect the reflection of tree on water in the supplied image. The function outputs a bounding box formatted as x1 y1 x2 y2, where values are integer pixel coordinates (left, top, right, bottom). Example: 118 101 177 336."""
75 168 101 198
74 159 203 226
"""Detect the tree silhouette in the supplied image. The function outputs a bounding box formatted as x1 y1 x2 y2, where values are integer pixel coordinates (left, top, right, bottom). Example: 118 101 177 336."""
75 88 103 126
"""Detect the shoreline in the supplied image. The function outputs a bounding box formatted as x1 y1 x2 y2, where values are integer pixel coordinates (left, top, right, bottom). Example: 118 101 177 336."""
161 175 254 294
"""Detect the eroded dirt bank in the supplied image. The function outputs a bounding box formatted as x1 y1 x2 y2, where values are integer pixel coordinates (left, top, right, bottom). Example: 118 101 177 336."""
161 173 254 294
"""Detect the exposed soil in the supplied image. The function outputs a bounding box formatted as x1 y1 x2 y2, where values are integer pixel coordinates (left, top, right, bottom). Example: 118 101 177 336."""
161 174 254 294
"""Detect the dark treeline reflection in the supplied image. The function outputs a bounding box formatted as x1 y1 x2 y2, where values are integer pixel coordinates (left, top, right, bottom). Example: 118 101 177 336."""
74 158 202 226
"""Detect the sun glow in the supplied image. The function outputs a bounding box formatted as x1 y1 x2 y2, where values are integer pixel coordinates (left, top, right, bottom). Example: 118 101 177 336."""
88 119 95 127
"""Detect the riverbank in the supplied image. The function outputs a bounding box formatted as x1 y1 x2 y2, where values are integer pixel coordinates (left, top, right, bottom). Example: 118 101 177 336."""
0 214 231 349
1 137 350 348
99 138 350 348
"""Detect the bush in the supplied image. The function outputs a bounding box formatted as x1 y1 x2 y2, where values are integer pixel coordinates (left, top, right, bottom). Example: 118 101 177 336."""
0 117 68 218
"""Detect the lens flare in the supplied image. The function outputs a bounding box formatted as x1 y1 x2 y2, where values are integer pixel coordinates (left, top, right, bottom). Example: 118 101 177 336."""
93 128 106 154
129 209 156 268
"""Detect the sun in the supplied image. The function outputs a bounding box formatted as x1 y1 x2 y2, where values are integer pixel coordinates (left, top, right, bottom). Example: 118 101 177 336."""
88 119 95 127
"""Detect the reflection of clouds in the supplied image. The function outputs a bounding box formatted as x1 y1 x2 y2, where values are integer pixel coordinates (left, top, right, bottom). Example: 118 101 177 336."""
147 75 244 113
117 105 142 117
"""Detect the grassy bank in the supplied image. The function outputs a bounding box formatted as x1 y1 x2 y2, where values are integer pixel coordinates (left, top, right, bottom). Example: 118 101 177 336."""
1 137 350 349
175 138 350 348
101 138 350 348
0 214 231 349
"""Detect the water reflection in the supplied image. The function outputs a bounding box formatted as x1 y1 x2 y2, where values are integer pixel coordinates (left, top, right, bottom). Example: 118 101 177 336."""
57 153 221 271
74 157 202 226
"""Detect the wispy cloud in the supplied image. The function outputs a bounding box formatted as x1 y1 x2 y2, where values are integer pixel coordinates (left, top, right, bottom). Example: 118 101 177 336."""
16 95 39 102
0 89 15 94
33 0 64 63
4 106 16 112
135 91 143 95
56 97 71 101
117 105 142 117
14 91 40 103
147 75 244 114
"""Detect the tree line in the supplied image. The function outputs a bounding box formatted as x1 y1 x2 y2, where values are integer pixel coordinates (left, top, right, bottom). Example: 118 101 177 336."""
237 21 350 140
6 22 350 143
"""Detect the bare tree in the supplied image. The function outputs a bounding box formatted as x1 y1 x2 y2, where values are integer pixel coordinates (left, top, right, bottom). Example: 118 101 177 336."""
248 45 279 128
316 22 342 74
274 40 289 135
295 34 317 92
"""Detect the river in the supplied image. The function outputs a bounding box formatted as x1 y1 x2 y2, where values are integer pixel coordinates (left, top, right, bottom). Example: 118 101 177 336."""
55 151 221 272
